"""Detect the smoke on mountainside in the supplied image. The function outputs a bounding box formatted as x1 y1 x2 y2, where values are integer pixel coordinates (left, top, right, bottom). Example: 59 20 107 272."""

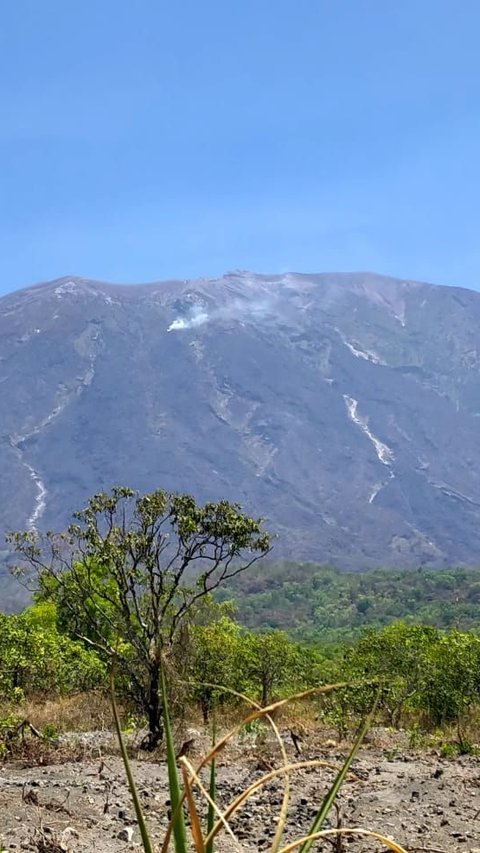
167 296 276 332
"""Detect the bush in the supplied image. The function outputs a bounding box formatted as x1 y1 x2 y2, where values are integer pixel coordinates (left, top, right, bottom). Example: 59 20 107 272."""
0 603 106 701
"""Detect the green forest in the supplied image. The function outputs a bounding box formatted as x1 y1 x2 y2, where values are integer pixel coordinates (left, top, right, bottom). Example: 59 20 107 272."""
2 602 480 757
221 561 480 645
2 487 480 758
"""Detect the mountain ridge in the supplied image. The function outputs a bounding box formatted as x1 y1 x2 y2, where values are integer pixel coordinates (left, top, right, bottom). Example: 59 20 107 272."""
2 269 480 607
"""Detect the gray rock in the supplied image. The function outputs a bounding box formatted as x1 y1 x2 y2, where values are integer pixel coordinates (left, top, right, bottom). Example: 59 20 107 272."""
117 826 134 843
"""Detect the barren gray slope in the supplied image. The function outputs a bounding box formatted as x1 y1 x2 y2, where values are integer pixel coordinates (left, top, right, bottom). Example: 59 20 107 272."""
1 270 480 597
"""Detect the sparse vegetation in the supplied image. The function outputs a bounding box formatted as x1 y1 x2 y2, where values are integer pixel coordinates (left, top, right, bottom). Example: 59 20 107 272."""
111 656 408 853
2 488 480 848
8 487 270 748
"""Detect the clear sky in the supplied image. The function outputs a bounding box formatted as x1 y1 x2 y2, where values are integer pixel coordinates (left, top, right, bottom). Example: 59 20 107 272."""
1 1 480 296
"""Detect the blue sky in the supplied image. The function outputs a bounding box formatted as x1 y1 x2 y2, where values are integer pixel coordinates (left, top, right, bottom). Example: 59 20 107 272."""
1 1 480 296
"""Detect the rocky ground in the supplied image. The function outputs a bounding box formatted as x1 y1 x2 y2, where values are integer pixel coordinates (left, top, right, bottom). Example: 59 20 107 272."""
0 728 479 852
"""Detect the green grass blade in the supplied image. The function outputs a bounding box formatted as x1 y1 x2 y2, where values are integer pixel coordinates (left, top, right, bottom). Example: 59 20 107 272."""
206 719 217 853
299 694 379 853
110 668 155 853
160 657 189 853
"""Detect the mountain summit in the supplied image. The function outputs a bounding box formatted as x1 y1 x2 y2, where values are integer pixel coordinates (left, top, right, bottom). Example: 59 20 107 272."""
2 270 480 579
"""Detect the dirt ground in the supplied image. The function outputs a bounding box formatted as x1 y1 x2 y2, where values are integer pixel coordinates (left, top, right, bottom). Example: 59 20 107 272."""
0 728 479 852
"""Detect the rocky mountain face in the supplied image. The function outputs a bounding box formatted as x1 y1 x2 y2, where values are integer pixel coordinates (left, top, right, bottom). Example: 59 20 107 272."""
1 270 480 603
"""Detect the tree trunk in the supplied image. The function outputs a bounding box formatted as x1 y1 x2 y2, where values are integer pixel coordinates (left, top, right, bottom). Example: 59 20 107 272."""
261 676 270 707
141 662 164 750
200 688 212 725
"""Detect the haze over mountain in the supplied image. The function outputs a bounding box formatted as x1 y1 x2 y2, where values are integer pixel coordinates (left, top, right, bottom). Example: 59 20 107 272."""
2 270 480 604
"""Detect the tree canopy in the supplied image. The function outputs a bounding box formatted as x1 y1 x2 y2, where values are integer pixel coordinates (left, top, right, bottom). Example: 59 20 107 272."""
8 486 270 747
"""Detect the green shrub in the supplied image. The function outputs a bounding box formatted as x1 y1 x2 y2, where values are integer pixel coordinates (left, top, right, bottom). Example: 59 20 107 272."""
0 603 106 701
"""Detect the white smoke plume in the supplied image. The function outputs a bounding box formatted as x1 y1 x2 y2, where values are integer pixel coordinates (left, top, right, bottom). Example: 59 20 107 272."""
167 297 275 332
167 307 209 332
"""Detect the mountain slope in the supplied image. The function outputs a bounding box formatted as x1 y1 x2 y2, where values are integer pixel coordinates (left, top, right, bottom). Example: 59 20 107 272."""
1 270 480 596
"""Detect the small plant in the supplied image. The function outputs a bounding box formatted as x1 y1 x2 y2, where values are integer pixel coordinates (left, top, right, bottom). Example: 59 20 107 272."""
42 723 59 743
0 713 27 757
440 737 480 757
122 711 144 734
408 722 426 750
457 738 480 756
29 826 65 853
382 748 399 762
239 717 268 738
112 665 409 853
440 740 460 758
0 713 84 765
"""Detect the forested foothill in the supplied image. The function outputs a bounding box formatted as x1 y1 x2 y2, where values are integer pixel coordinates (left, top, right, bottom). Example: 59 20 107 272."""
1 488 480 762
222 560 480 643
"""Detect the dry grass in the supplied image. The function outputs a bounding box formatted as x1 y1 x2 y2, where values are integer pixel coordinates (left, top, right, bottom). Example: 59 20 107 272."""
0 691 118 733
0 725 87 766
29 826 66 853
0 692 129 766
